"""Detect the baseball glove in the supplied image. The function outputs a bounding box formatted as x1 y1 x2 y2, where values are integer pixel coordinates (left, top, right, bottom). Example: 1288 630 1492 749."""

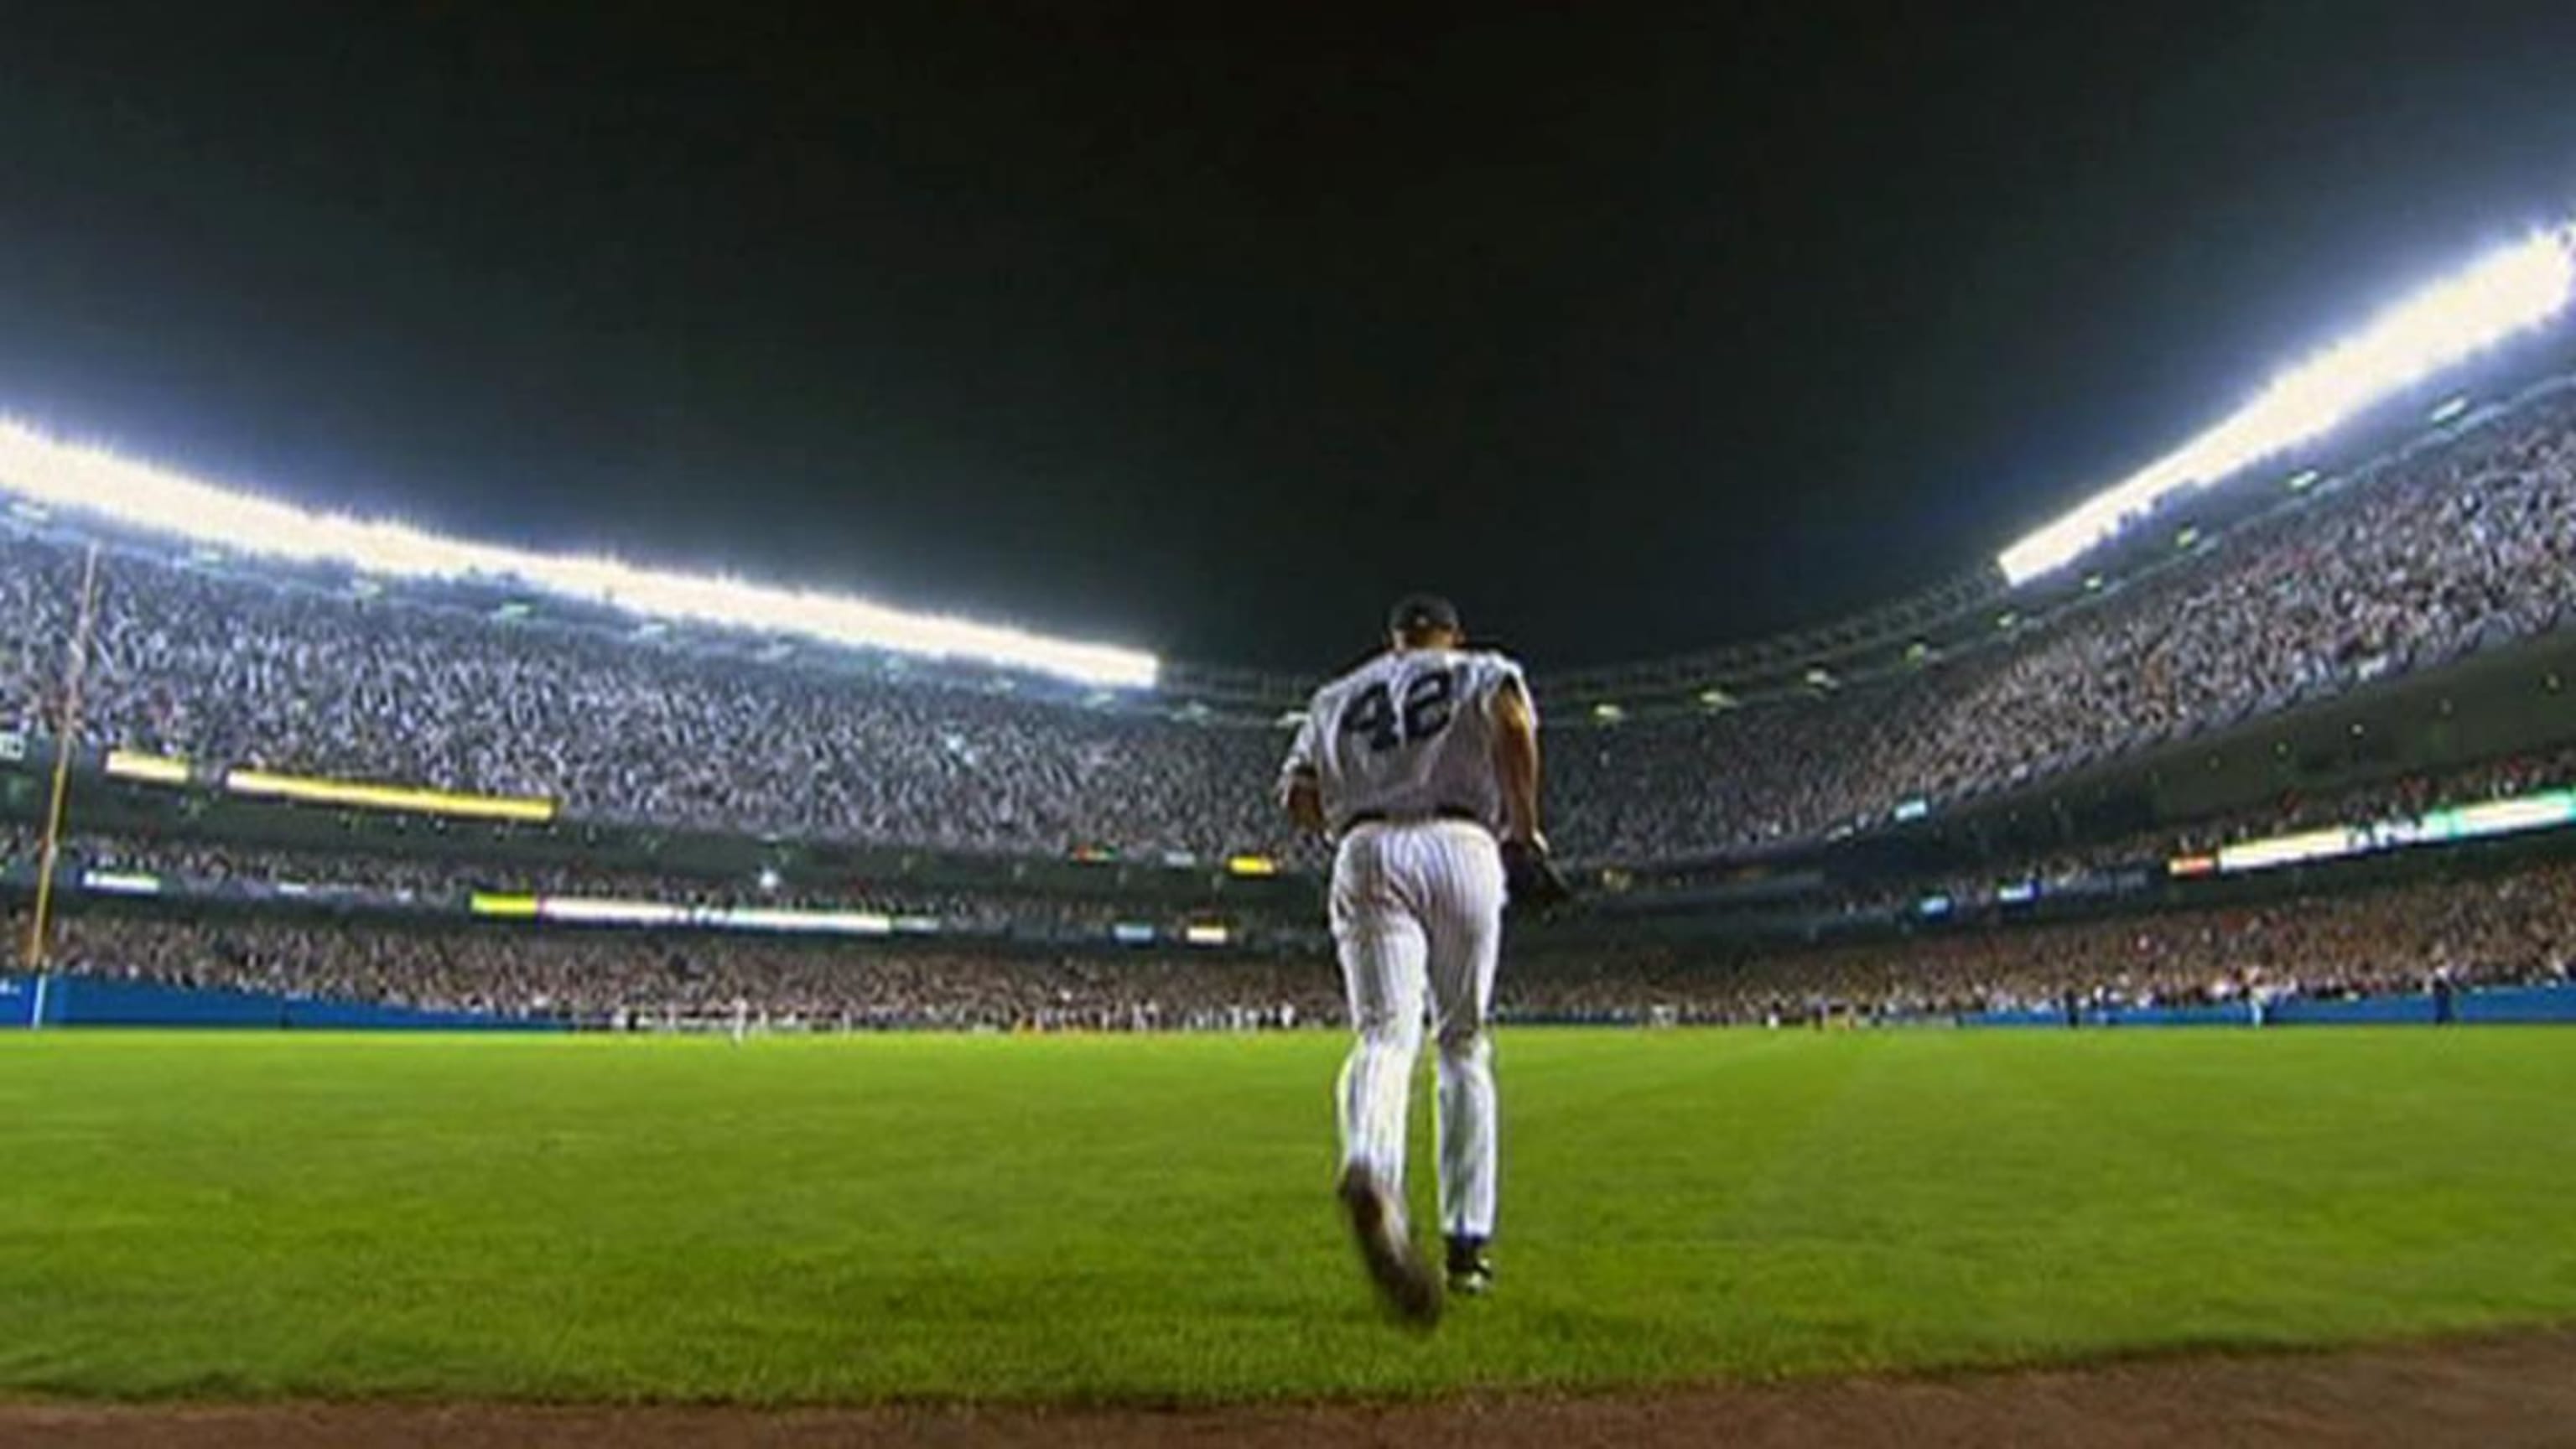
1499 837 1575 915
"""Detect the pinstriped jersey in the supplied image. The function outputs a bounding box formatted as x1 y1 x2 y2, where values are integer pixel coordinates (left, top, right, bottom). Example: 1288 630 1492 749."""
1280 647 1530 834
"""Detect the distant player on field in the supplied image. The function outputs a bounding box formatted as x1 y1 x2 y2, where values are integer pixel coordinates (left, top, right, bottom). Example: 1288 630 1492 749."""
1278 593 1565 1325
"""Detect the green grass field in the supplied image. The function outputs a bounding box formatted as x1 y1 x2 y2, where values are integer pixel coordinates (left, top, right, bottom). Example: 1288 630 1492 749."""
3 1027 2573 1405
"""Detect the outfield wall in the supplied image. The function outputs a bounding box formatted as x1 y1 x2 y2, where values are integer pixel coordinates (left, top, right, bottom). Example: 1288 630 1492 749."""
1961 983 2576 1029
0 974 564 1031
0 974 34 1029
6 973 2572 1033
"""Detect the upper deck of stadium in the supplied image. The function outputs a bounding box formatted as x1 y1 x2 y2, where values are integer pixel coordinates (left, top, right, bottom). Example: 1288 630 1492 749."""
3 223 2575 871
10 226 2571 723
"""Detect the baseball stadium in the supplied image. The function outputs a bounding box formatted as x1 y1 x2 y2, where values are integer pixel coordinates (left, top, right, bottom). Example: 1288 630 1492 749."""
10 8 2576 1447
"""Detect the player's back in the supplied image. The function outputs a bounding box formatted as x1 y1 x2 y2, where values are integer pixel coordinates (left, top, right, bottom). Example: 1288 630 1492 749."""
1296 647 1524 834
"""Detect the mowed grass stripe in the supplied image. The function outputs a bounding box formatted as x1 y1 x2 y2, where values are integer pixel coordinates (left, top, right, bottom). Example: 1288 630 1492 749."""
0 1027 2571 1403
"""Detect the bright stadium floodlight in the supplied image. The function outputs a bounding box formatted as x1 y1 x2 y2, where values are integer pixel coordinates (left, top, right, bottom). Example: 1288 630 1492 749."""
0 420 1160 688
1997 227 2576 586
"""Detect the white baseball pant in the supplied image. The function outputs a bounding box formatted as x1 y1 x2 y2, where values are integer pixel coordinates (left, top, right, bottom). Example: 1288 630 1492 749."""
1331 818 1504 1240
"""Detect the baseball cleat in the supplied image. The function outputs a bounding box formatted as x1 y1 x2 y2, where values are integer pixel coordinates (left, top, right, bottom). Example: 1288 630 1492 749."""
1337 1163 1442 1328
1445 1235 1494 1296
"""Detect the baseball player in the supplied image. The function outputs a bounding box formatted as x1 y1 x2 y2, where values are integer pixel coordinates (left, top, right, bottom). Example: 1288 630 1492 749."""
1278 593 1568 1326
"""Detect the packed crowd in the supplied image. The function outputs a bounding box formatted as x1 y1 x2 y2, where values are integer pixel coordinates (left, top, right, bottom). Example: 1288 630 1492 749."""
41 913 1343 1030
32 727 2571 922
1530 862 2576 1026
0 539 1289 858
2164 741 2576 854
65 830 923 911
18 730 2576 977
38 853 2576 1029
18 830 1294 942
1566 739 2576 931
6 383 2573 864
1550 387 2576 857
1802 740 2576 921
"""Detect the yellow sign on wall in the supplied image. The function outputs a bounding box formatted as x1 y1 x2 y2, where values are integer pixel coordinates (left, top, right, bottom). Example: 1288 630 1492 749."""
227 768 556 823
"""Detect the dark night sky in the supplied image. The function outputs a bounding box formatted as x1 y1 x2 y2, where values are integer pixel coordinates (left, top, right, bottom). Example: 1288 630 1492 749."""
3 3 2573 672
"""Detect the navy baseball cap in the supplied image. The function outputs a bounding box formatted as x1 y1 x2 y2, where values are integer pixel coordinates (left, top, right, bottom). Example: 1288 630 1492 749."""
1387 592 1463 637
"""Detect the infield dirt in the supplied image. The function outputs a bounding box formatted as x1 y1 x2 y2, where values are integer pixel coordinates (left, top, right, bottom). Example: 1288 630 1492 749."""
8 1329 2574 1448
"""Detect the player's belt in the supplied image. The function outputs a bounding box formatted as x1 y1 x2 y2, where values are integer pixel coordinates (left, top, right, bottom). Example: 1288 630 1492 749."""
1338 803 1484 831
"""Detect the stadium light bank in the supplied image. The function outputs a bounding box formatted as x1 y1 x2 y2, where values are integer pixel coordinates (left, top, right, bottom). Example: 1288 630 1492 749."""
1997 225 2576 588
0 423 1160 689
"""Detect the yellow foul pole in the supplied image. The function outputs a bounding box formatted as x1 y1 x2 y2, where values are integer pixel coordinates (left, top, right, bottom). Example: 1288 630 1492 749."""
24 541 103 979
